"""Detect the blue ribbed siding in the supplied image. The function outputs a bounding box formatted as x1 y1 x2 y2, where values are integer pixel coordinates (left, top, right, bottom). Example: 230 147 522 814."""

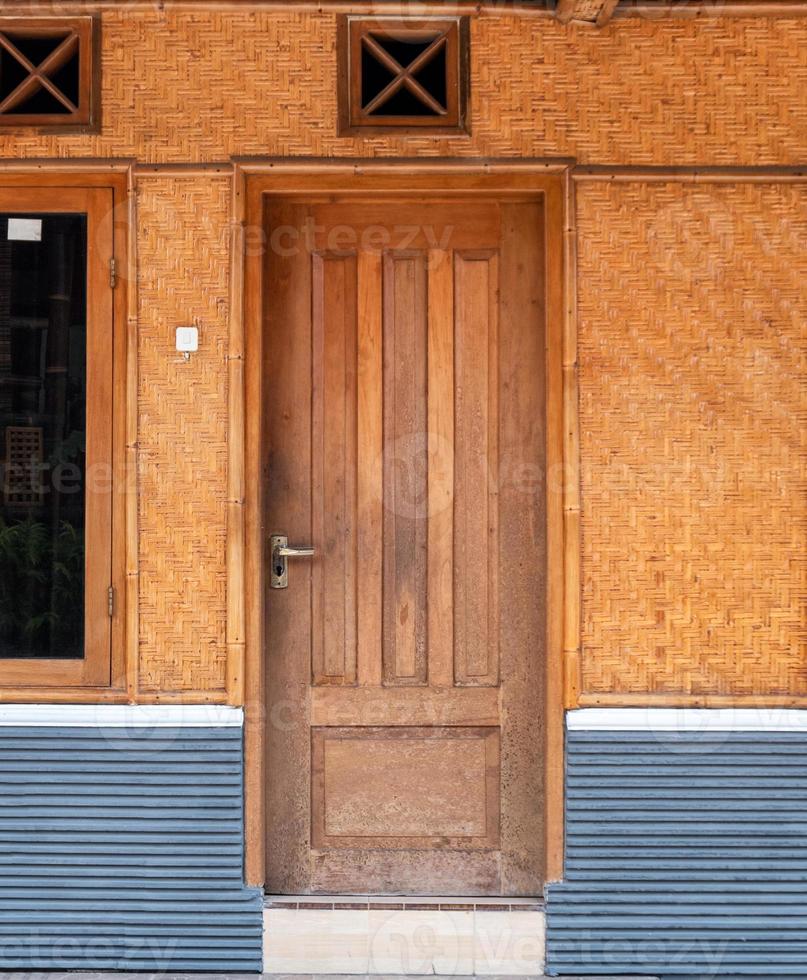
546 731 807 978
0 725 263 971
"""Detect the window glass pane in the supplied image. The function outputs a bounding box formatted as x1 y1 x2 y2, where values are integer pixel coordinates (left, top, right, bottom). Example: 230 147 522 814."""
0 214 87 659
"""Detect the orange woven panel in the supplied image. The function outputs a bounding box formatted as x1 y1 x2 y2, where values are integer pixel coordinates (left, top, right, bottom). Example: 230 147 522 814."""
0 11 804 165
577 182 807 697
136 177 230 695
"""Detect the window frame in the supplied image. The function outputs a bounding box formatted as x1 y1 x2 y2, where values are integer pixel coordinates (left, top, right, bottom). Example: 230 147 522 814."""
0 16 99 131
0 177 128 693
337 16 470 136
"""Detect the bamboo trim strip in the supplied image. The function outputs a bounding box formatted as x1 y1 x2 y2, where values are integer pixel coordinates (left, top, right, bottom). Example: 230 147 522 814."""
615 0 807 16
135 164 235 177
0 158 134 172
562 170 582 710
0 689 230 704
6 160 803 181
580 694 807 708
226 165 247 707
239 165 265 887
125 168 139 703
233 157 575 174
573 166 807 181
543 174 567 884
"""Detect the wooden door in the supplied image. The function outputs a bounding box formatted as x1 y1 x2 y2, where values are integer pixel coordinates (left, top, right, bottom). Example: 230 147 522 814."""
264 196 546 895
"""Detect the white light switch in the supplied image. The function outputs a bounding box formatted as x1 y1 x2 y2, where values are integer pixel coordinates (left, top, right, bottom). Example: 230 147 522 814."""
176 326 199 354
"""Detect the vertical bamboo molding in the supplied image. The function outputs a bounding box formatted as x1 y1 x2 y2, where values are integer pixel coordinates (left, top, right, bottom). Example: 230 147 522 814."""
544 173 568 884
226 169 247 707
562 171 582 709
125 169 140 702
240 167 265 886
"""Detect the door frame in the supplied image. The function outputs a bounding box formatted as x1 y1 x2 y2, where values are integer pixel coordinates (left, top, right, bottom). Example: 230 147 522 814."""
234 159 569 890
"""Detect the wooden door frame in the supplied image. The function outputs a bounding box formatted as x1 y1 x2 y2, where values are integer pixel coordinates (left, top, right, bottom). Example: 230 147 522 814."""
234 159 569 890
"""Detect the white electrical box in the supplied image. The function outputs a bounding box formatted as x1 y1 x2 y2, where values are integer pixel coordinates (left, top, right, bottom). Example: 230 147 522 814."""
7 218 42 242
176 326 199 354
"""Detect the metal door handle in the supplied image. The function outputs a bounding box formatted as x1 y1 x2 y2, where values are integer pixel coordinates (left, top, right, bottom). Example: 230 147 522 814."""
275 545 315 558
270 534 314 589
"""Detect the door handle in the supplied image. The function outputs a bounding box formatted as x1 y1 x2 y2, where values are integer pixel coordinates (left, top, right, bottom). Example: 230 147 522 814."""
270 534 315 589
275 545 315 558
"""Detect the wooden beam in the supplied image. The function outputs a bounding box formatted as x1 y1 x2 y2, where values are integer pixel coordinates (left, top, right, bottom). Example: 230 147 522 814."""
595 0 621 24
2 0 806 16
556 0 620 24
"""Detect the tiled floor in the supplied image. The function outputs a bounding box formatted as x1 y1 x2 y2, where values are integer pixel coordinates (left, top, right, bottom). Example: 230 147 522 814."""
10 974 658 979
263 906 546 975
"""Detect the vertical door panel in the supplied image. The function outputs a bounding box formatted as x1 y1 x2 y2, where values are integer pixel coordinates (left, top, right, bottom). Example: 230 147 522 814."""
311 253 358 686
381 253 429 687
426 249 454 689
453 251 500 687
356 251 384 687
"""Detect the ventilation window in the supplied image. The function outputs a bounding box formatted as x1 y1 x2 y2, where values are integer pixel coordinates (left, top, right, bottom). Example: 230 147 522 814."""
0 18 97 129
338 17 469 134
4 427 43 509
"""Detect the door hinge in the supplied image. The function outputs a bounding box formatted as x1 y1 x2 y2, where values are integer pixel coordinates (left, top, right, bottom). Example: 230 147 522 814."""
109 257 117 290
108 586 115 617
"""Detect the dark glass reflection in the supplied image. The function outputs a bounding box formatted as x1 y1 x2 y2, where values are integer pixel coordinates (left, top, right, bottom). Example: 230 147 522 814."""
0 214 87 659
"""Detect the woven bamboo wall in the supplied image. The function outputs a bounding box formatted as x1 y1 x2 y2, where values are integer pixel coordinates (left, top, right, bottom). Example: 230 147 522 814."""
576 181 806 698
0 12 804 165
136 177 231 696
1 9 804 698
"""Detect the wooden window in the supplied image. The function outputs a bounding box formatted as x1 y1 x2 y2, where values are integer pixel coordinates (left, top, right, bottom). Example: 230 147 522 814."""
338 17 469 134
0 185 121 689
0 17 98 129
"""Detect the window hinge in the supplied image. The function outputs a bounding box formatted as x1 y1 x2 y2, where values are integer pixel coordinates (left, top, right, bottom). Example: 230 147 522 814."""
109 257 117 290
108 586 115 617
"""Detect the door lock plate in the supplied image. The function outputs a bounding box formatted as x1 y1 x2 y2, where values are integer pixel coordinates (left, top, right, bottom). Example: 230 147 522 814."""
270 535 289 589
270 534 315 589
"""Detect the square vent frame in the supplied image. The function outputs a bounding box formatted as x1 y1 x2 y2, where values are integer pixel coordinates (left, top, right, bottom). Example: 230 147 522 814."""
0 16 99 131
337 16 470 135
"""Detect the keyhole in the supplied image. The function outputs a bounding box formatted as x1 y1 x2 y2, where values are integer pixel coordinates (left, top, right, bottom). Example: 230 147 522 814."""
275 563 284 578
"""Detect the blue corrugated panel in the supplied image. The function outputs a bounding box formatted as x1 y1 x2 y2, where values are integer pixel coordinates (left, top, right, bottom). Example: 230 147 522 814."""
0 726 263 971
546 731 807 978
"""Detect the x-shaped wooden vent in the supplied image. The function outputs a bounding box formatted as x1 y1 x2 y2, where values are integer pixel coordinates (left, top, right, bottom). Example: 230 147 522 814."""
361 30 449 118
340 17 468 134
0 18 96 127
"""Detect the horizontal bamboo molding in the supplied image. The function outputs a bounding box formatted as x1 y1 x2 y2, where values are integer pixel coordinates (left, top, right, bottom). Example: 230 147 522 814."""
0 12 804 165
575 181 806 699
136 176 231 697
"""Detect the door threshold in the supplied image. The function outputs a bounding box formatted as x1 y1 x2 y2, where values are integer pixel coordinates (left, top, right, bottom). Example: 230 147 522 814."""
265 895 544 911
